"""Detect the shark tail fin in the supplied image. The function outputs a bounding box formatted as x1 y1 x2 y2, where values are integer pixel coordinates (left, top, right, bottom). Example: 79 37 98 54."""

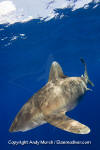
80 58 94 87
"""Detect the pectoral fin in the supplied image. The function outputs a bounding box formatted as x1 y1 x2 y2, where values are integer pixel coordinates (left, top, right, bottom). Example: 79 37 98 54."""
45 113 90 134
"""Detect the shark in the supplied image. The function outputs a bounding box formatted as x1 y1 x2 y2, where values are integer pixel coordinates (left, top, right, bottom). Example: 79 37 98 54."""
9 58 94 134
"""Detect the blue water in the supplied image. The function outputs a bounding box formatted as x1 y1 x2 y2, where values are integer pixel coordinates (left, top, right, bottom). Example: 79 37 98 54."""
0 4 100 150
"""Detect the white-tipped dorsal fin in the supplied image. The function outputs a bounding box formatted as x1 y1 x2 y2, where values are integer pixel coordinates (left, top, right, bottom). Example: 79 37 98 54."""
49 61 67 82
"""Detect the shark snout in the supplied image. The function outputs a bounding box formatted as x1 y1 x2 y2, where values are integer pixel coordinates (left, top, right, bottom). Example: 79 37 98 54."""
9 119 19 132
9 125 15 132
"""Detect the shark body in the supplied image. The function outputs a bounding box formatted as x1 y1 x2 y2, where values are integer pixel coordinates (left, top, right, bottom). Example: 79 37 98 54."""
9 59 94 134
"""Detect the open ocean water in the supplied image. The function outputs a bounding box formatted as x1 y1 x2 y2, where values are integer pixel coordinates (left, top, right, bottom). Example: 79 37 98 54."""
0 3 100 150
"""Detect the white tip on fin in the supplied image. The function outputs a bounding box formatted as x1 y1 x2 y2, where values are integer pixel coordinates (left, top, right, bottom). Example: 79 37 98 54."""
49 61 68 82
45 113 90 134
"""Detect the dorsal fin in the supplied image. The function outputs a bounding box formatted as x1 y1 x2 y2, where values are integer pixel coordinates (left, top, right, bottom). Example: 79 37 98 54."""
48 61 67 82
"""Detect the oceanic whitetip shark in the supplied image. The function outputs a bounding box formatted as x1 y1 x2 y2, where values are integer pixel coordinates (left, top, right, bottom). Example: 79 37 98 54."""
9 58 94 134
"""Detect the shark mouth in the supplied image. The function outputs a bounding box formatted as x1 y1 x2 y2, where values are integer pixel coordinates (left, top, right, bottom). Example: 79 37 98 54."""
0 0 99 25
